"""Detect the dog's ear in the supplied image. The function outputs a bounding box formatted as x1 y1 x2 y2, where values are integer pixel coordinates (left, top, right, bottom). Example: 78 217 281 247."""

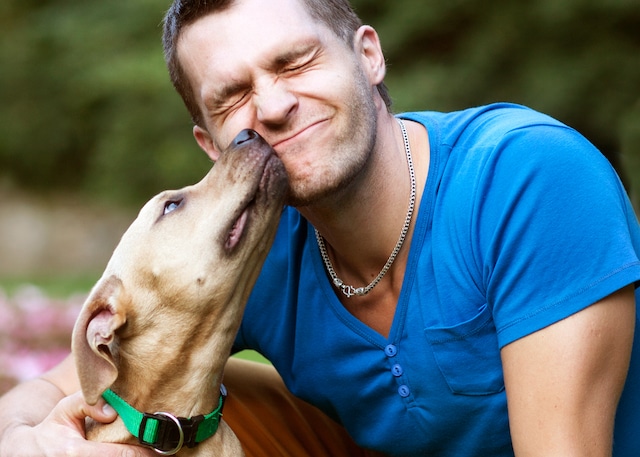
72 275 127 405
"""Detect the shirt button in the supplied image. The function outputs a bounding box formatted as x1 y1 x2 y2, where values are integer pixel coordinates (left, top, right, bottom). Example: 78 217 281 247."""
384 344 397 357
398 385 411 398
391 364 404 377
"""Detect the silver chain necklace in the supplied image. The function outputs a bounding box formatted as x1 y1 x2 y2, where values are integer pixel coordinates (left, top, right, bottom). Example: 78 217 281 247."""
315 119 416 298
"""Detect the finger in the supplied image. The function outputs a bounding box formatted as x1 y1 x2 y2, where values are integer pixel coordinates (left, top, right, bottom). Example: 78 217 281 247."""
87 396 119 423
54 391 117 429
50 393 157 457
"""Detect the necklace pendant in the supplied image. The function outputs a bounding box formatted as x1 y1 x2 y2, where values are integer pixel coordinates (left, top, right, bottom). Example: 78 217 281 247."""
340 285 365 298
341 285 356 297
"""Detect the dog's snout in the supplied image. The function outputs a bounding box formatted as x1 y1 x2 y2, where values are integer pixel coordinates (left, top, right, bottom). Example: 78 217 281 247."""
233 129 260 146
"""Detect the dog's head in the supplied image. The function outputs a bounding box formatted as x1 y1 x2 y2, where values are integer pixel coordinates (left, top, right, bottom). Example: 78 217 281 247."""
72 129 288 404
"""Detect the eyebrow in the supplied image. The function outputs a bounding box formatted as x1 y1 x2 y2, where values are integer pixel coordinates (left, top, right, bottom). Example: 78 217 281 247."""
207 40 319 108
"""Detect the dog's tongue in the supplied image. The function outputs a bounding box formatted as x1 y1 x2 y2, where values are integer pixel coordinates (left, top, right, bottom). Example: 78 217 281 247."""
225 208 249 251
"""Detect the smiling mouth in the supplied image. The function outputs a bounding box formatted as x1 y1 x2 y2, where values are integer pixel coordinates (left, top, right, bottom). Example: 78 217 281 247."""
271 119 327 149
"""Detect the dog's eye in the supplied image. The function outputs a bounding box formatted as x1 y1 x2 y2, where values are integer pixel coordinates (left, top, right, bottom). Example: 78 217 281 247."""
163 199 182 215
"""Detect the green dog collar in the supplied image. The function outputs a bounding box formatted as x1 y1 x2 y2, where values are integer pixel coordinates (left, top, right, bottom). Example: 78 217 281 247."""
102 385 226 455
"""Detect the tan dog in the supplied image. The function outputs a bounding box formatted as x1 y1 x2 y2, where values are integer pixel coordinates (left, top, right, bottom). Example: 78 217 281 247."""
71 129 288 456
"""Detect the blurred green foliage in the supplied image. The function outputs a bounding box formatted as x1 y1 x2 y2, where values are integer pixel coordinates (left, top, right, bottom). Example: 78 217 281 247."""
0 273 98 298
1 0 639 205
0 0 210 205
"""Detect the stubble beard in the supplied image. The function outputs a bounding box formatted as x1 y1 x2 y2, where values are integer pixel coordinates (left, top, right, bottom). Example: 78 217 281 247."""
285 71 379 209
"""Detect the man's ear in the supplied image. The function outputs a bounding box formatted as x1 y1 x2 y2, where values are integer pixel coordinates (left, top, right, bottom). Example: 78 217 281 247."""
193 125 221 162
71 275 127 405
354 25 386 86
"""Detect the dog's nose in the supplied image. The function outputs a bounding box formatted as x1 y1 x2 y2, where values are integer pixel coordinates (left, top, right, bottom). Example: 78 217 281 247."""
233 129 260 146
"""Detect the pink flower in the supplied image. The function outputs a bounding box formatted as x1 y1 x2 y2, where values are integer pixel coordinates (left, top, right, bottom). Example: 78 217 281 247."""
0 286 84 394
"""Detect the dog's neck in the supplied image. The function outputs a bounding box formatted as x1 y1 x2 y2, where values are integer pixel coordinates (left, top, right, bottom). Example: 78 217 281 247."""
117 307 239 416
89 300 244 454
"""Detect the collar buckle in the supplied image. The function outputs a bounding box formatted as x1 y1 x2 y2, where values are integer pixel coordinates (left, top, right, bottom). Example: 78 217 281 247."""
181 414 205 448
139 411 185 455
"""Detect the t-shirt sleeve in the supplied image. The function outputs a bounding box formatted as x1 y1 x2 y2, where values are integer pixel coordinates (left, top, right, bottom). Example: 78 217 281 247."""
473 123 640 347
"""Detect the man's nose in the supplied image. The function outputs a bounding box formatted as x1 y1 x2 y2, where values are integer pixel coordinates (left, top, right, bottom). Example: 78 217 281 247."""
253 77 297 126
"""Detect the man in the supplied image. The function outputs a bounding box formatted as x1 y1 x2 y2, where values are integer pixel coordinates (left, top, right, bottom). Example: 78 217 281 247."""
1 0 639 455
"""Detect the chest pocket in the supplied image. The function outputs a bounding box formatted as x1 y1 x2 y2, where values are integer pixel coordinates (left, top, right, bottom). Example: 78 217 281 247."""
424 304 505 395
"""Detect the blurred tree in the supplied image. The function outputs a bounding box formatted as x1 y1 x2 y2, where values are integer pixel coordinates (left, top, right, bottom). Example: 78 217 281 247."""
0 0 639 204
0 0 210 205
352 0 640 187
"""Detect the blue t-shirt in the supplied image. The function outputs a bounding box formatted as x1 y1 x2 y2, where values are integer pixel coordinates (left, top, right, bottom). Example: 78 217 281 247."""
233 103 640 456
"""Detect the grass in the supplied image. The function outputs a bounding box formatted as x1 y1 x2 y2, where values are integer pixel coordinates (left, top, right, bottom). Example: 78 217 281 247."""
0 274 100 298
233 349 271 364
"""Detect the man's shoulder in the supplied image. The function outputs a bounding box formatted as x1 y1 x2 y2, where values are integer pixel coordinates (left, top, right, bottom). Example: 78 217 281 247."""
400 103 567 146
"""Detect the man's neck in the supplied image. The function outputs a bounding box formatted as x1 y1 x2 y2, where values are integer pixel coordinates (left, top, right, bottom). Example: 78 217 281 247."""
301 117 429 286
300 117 430 337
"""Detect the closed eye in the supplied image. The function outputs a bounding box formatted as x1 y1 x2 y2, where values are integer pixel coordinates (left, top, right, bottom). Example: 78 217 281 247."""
163 199 183 215
275 43 317 74
229 91 250 109
283 62 306 73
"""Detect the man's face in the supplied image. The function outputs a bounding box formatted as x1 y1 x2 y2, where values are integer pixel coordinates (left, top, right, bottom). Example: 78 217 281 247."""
177 0 384 207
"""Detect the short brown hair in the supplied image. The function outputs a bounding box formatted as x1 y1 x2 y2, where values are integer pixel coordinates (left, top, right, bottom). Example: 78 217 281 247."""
162 0 392 126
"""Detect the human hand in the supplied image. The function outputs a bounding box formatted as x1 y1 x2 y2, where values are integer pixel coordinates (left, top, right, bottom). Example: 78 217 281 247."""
0 390 156 457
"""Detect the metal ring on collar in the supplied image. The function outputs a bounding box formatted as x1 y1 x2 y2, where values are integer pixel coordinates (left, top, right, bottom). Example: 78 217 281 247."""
152 412 185 455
